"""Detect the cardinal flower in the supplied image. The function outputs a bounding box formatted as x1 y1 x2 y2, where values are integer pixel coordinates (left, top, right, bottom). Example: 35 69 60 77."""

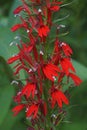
12 104 25 116
60 58 75 75
7 55 20 64
38 25 50 37
21 83 36 98
43 63 60 81
68 73 82 86
61 42 73 57
50 5 60 11
26 104 39 119
51 89 69 108
13 6 24 14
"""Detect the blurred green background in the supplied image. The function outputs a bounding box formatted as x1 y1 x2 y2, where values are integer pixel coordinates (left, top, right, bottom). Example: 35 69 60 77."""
0 0 87 130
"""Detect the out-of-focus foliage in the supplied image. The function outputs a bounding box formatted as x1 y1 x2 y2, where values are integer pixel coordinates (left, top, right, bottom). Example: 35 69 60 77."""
0 0 87 130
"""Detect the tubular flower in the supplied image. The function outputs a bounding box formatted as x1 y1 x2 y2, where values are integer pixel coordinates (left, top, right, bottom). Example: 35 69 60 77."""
13 6 24 14
50 6 60 11
26 104 39 119
7 0 82 129
38 25 50 37
60 58 75 75
51 89 69 108
42 63 61 81
12 104 25 116
68 73 82 86
7 55 20 64
21 83 36 98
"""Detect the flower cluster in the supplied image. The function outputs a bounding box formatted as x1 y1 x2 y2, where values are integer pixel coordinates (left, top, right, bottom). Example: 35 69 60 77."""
8 0 82 130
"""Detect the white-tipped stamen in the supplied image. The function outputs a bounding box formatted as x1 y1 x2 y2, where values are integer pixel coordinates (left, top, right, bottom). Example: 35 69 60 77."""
51 114 57 118
57 24 66 30
14 36 21 40
61 42 66 46
14 14 21 17
27 29 30 33
60 24 66 28
9 41 14 46
11 80 19 85
53 76 56 81
29 69 32 72
38 9 42 13
9 41 18 46
25 107 29 112
17 91 21 95
40 50 44 55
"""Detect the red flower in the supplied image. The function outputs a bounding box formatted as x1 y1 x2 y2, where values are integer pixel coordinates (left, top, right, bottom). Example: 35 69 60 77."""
21 83 36 98
12 104 25 116
43 63 60 81
61 42 73 56
60 58 75 75
11 17 28 32
13 92 22 103
50 6 60 11
69 73 82 86
7 55 20 64
11 22 28 32
26 104 39 119
51 89 69 108
11 24 24 32
38 25 50 37
13 6 24 14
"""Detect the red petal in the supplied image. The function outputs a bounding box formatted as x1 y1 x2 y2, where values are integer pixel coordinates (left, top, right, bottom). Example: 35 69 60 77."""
69 73 82 86
12 104 24 116
62 43 73 56
26 104 38 119
13 6 24 14
21 83 36 98
50 6 60 11
7 55 19 64
60 58 75 75
11 24 23 32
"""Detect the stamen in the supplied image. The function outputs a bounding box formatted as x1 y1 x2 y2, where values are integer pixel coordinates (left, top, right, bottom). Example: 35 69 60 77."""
29 69 33 72
9 41 14 46
9 41 18 46
61 42 66 46
40 50 44 55
17 91 21 95
57 25 66 29
27 29 30 33
53 76 56 81
14 36 21 40
11 80 19 85
38 9 42 13
25 107 29 112
51 114 57 118
14 14 21 17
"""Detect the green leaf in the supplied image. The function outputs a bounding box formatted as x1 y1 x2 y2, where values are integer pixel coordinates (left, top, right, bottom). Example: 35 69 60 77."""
0 57 15 125
0 110 24 130
0 56 13 84
72 60 87 81
0 27 18 60
58 122 87 130
0 86 14 126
